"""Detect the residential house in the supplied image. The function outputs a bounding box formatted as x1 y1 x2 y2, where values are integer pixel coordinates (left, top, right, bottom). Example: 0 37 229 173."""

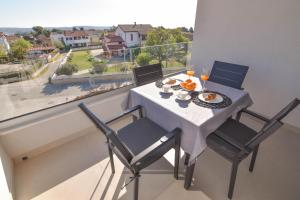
102 33 126 56
27 46 55 58
115 23 153 47
36 34 52 47
86 29 101 46
0 32 10 52
50 31 90 48
50 32 64 43
6 35 21 45
63 30 90 48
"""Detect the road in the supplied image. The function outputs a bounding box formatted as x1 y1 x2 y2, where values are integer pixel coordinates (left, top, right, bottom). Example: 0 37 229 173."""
0 56 130 121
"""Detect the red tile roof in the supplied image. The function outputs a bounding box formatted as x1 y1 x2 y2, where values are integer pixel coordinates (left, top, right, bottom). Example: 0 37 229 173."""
64 30 88 37
104 34 124 43
118 24 153 35
6 35 20 43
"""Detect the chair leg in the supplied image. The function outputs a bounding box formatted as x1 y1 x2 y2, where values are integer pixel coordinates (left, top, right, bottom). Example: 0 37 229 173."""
228 160 239 199
184 153 190 166
249 145 259 172
108 145 115 174
134 173 140 200
174 142 181 179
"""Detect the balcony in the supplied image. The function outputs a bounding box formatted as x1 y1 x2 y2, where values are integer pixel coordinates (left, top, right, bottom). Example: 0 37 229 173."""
1 0 300 200
0 83 299 200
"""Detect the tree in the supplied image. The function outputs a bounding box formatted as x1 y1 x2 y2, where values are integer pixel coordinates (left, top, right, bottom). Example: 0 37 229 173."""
53 40 65 50
189 27 194 33
136 52 152 66
56 63 78 75
145 27 189 66
42 29 51 37
145 27 173 64
72 27 78 31
169 28 189 43
32 26 44 35
0 45 8 63
92 61 106 74
0 45 6 57
180 27 189 32
11 38 32 60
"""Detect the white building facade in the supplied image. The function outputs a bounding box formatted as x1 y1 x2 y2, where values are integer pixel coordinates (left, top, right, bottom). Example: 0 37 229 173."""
50 31 90 48
115 24 152 47
0 33 10 52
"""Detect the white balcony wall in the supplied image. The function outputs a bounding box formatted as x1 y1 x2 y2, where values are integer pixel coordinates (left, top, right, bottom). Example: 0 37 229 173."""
0 88 131 160
191 0 300 127
0 142 14 200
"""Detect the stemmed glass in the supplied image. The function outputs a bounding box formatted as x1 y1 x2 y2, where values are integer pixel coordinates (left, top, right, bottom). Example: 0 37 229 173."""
186 65 195 80
200 67 210 92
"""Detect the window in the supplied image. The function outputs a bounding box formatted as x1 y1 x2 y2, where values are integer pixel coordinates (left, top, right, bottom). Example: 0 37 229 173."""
130 34 133 41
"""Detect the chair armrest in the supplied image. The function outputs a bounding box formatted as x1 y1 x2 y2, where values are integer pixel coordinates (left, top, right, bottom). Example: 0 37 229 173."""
239 109 270 123
106 105 143 124
130 128 181 166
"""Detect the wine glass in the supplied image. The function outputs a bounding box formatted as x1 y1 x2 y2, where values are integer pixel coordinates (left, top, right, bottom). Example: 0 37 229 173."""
200 67 210 92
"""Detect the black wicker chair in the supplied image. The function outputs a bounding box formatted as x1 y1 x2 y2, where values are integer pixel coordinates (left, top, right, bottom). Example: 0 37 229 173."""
79 103 181 200
209 61 249 89
206 98 300 199
133 63 163 86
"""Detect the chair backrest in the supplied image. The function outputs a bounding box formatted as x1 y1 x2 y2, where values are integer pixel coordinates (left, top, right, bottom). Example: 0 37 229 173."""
208 61 249 89
246 98 300 149
133 63 163 86
78 103 133 163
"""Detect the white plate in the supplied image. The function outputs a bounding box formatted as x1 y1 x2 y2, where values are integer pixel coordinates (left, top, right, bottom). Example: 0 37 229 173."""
162 78 181 86
160 88 173 94
198 93 223 103
176 94 192 101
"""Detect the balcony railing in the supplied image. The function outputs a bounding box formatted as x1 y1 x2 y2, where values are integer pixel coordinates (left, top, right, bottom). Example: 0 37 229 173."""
0 42 192 121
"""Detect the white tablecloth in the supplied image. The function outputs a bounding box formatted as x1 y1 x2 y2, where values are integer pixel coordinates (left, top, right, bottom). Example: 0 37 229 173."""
128 74 253 163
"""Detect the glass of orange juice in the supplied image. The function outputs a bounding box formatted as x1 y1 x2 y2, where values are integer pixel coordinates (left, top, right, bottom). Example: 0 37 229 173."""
186 65 195 80
200 67 210 91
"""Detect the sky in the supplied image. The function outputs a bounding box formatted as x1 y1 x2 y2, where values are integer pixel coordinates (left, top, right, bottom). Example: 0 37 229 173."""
0 0 198 28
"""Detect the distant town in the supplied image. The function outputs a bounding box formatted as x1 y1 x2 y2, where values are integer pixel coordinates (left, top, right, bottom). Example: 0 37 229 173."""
0 23 193 120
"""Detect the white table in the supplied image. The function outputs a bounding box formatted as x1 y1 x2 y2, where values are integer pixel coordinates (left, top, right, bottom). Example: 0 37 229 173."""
129 73 253 188
129 73 252 161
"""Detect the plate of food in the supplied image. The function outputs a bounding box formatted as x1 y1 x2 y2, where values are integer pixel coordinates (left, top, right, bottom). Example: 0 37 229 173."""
162 78 181 86
180 79 196 91
198 92 223 103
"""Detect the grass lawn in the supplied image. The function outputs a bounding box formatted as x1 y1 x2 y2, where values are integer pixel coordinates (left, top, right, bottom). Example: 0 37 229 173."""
150 59 185 68
68 51 93 70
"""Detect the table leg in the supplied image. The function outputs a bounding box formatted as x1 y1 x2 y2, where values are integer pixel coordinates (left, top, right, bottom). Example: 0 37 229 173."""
184 153 196 190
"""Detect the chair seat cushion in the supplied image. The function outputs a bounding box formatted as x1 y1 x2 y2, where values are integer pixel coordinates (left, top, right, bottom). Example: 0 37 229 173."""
117 118 169 155
207 118 257 160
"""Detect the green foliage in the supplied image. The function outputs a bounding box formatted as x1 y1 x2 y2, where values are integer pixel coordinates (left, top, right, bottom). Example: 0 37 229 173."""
0 45 7 57
0 45 8 64
56 63 78 75
189 27 194 33
169 28 189 43
145 27 172 63
32 26 44 35
42 29 51 37
144 27 189 66
53 40 65 50
92 61 106 74
136 52 152 66
11 38 32 60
